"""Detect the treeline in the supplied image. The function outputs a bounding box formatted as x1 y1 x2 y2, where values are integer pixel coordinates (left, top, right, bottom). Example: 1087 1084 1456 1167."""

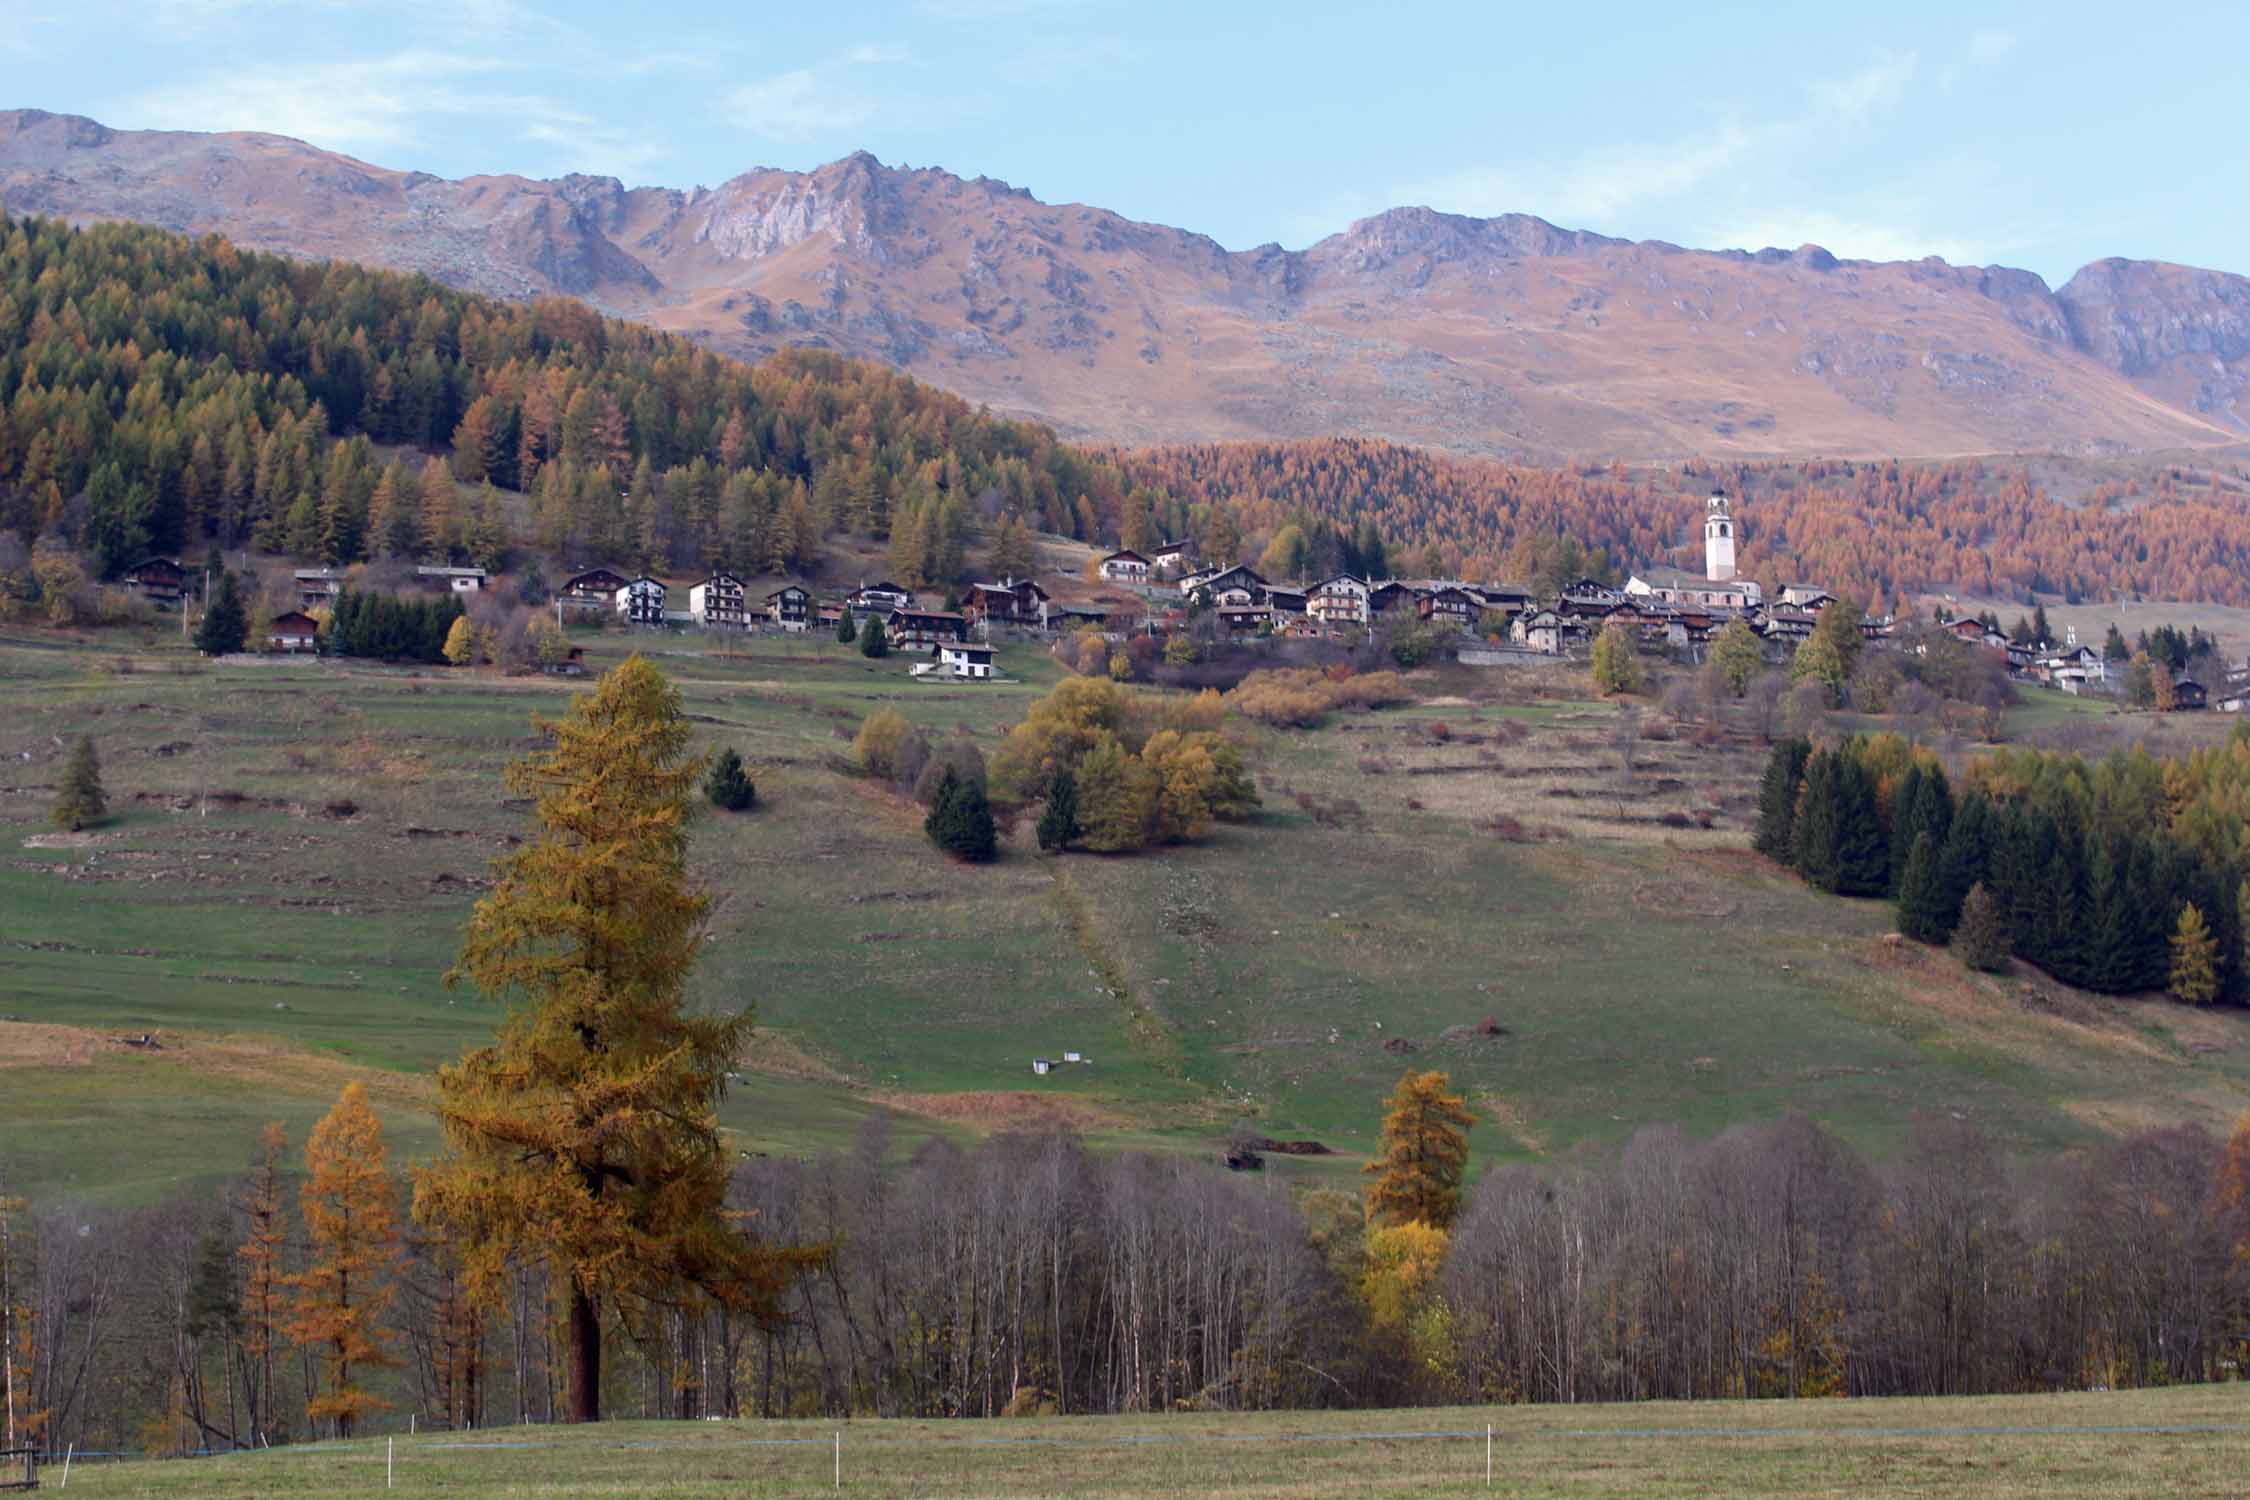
0 213 1162 584
1756 727 2250 1000
1113 438 2250 607
329 591 467 664
14 1107 2250 1449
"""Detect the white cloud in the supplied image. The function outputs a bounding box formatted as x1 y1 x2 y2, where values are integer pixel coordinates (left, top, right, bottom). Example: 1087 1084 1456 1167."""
722 47 912 143
111 49 666 179
1809 51 1916 125
724 70 876 142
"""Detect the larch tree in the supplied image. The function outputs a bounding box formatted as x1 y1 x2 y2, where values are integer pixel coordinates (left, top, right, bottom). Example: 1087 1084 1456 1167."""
235 1122 288 1447
1954 881 2012 974
2170 903 2221 1005
1363 1071 1476 1231
415 656 812 1424
1589 621 1641 695
1709 617 1764 698
283 1083 400 1438
442 615 477 666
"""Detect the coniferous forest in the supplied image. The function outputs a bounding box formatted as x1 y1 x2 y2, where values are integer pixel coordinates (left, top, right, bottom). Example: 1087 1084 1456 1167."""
1757 726 2250 1001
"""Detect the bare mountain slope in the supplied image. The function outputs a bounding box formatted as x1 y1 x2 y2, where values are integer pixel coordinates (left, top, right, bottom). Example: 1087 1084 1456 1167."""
3 108 2242 460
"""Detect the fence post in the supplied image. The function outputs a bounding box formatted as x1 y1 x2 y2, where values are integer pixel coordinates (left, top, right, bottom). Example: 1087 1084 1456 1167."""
388 1435 394 1489
60 1443 73 1490
1486 1423 1493 1487
834 1429 841 1489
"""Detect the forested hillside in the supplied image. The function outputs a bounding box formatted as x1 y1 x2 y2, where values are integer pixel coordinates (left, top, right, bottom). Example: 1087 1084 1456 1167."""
1116 440 2250 608
7 211 2250 614
0 213 1170 587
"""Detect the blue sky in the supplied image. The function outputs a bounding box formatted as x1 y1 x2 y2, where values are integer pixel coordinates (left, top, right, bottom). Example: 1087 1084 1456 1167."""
5 0 2244 284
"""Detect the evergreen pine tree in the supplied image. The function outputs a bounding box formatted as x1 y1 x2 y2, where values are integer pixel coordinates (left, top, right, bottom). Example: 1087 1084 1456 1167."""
1932 794 1988 938
836 605 856 644
924 766 996 862
195 569 248 655
51 734 106 831
1754 737 1811 860
1954 882 2011 973
1888 764 1927 896
1036 767 1079 853
1895 830 1949 943
704 747 756 812
859 613 889 657
1831 752 1890 897
1792 749 1844 890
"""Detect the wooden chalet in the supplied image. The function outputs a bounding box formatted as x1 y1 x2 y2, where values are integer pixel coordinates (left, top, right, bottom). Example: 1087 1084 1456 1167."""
1778 583 1836 610
1150 540 1195 575
122 556 186 607
268 610 320 653
293 567 348 609
1473 582 1538 615
765 584 812 632
689 571 749 628
1555 580 1626 620
2173 676 2209 710
888 607 968 649
1366 581 1414 617
1417 585 1482 630
561 567 631 612
1760 606 1820 642
1098 549 1152 583
543 646 587 677
1181 564 1266 599
962 578 1051 628
1265 586 1308 618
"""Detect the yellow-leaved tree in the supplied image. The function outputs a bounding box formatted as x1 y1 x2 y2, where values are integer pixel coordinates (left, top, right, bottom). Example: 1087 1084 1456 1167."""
283 1082 400 1438
415 655 814 1424
1363 1070 1476 1230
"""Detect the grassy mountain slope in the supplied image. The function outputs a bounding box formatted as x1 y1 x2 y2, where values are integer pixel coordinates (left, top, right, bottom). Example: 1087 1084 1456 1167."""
7 626 2247 1208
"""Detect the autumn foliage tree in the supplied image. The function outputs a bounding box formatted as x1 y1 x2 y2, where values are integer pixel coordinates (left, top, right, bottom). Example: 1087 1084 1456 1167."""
416 656 812 1424
283 1083 399 1438
235 1122 289 1446
1363 1071 1476 1231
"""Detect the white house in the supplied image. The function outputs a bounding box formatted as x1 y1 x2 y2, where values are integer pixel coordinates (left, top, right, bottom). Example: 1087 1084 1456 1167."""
688 572 748 629
766 584 811 632
1150 540 1195 576
415 565 488 593
1098 549 1152 584
1308 574 1371 627
937 642 995 679
616 575 667 627
1624 567 1763 611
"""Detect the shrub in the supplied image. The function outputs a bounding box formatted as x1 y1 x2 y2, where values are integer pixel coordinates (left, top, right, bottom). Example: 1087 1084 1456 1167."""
1228 667 1410 726
854 708 913 779
705 748 756 811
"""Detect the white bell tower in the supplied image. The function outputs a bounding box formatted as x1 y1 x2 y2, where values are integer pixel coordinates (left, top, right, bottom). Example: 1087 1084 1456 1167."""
1703 492 1736 583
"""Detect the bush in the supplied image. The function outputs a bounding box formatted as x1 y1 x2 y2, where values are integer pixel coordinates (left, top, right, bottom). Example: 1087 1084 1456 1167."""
1227 667 1411 726
705 747 756 811
855 708 913 779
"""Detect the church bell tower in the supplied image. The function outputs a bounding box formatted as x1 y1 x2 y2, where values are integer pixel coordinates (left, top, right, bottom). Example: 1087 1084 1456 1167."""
1703 492 1736 583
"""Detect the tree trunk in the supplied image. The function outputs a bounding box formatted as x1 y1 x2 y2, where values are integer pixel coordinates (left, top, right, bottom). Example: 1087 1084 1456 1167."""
568 1285 601 1423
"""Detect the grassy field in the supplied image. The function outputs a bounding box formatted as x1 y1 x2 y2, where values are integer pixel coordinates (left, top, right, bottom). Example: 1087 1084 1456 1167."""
8 625 2250 1206
65 1386 2250 1497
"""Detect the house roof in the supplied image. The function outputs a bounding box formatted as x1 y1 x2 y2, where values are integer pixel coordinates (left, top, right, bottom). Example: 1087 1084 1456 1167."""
694 572 744 588
270 610 319 631
415 564 487 578
766 584 809 599
944 642 994 658
1100 549 1150 564
1631 566 1757 595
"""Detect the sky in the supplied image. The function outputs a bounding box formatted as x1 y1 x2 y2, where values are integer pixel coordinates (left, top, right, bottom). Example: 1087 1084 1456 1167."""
4 0 2245 285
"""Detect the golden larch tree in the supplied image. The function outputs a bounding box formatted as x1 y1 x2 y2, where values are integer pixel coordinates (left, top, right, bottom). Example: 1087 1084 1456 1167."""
415 655 812 1424
283 1083 400 1437
1363 1070 1477 1230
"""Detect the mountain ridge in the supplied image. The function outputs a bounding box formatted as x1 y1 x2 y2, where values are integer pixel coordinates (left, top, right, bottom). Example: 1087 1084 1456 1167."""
5 107 2247 461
